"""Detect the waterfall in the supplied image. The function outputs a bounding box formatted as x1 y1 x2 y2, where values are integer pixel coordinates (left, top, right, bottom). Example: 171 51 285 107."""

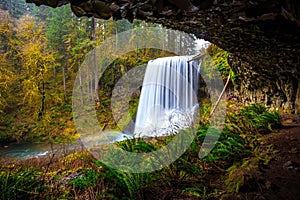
134 56 201 137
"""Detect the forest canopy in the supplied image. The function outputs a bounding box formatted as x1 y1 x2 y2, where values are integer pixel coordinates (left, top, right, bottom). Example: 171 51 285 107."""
0 0 201 144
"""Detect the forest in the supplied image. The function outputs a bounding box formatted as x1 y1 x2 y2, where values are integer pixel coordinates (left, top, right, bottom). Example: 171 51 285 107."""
0 0 299 199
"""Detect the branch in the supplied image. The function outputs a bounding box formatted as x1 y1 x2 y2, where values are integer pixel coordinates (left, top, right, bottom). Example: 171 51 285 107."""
210 74 231 117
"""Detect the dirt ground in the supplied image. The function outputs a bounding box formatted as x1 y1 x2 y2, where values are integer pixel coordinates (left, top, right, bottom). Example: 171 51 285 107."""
257 116 300 200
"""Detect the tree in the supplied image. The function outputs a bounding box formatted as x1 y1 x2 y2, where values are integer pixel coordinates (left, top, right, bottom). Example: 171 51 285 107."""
28 4 52 21
0 11 15 123
15 15 56 120
46 5 73 96
0 10 11 52
0 0 28 18
0 56 14 123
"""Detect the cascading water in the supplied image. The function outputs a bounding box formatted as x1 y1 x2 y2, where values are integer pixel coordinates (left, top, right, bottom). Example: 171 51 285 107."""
134 56 201 137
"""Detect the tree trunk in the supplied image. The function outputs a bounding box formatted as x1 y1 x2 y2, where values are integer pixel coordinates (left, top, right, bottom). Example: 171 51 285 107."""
53 66 56 86
294 79 300 114
62 58 67 99
38 81 45 121
92 16 99 101
78 66 84 105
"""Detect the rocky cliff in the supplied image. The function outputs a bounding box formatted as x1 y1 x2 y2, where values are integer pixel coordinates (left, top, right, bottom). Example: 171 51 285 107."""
26 0 300 112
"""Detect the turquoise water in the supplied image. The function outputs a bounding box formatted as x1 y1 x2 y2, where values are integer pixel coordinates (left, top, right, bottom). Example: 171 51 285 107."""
0 132 131 159
0 142 80 159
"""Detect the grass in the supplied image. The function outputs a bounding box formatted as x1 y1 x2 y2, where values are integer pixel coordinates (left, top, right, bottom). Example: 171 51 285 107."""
0 167 41 200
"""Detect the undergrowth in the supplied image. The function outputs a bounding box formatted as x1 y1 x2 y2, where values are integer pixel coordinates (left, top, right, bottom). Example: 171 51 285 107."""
0 102 281 199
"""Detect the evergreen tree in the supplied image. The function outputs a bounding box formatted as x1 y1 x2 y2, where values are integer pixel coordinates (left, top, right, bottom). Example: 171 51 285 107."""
0 0 28 18
46 5 73 95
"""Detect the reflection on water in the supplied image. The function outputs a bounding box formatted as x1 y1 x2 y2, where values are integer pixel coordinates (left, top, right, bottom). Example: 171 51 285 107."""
0 131 131 159
0 143 75 159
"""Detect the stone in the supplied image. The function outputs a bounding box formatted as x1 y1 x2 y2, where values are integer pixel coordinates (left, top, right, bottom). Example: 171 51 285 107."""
283 160 300 171
282 119 293 124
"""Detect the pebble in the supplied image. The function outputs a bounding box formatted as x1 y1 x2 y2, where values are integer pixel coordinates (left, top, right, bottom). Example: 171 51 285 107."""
283 160 300 172
282 119 293 124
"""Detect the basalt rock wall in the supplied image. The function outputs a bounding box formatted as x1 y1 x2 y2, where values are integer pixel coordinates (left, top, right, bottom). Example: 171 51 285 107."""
26 0 300 112
228 54 299 113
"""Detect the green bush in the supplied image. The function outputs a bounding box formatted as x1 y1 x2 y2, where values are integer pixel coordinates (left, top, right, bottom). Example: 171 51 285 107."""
95 162 152 200
69 169 100 190
197 103 280 163
197 126 249 163
228 103 281 134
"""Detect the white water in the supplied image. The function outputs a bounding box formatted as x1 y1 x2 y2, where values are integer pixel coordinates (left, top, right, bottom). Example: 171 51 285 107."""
134 56 200 137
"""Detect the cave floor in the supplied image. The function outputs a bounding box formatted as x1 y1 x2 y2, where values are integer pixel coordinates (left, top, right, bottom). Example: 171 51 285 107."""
233 116 300 200
259 116 300 200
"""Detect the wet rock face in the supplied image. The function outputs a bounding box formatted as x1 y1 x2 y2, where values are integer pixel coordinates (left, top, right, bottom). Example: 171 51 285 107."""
26 0 300 111
228 54 298 112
